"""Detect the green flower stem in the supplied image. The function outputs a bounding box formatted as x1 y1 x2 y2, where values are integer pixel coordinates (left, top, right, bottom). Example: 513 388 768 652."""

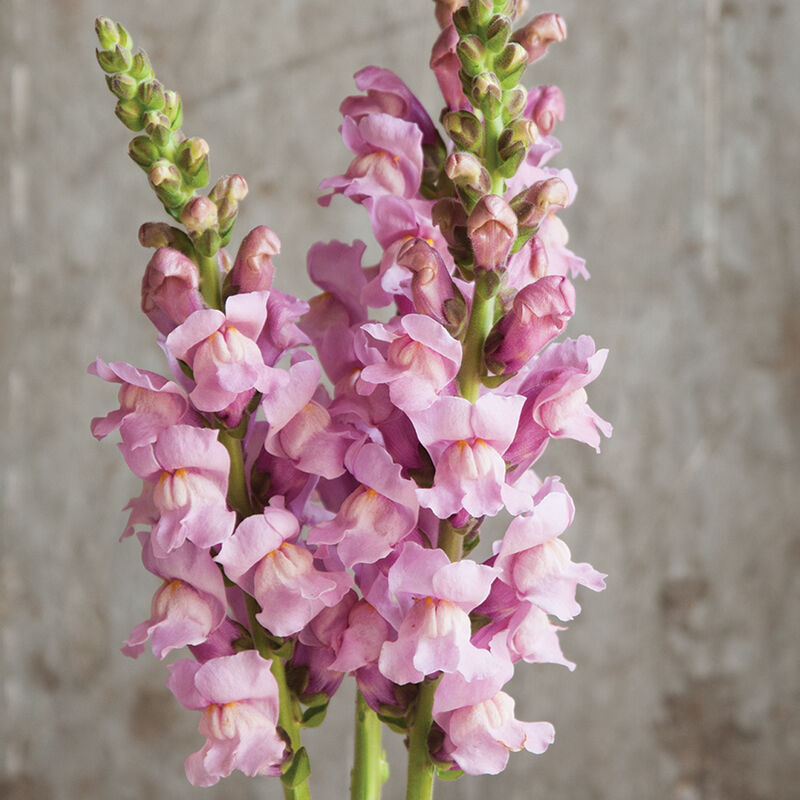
484 113 506 195
438 519 464 562
217 429 252 516
351 691 386 800
405 678 439 800
197 251 223 310
246 595 312 800
456 271 496 402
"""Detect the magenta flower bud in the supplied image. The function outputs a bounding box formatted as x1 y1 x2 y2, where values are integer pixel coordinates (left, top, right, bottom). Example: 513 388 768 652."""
527 85 565 135
514 13 568 63
511 177 570 229
180 196 218 236
396 238 457 325
432 0 466 29
229 225 279 293
141 247 205 335
430 25 470 110
467 194 518 270
485 276 576 373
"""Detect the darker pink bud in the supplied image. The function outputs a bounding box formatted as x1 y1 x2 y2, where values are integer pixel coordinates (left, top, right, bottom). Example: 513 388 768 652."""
513 13 567 64
526 85 565 136
485 276 576 373
396 238 457 324
512 178 570 229
141 247 205 335
430 25 470 110
229 226 279 292
467 195 518 271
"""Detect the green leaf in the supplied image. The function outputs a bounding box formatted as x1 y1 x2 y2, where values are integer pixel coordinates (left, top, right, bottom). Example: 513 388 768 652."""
281 747 311 789
437 766 464 781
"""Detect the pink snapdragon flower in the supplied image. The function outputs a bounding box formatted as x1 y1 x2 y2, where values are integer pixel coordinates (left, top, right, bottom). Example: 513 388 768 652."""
308 441 418 567
123 537 228 659
378 542 497 684
167 651 285 785
228 225 279 293
505 336 612 473
358 315 461 412
493 478 606 621
409 394 531 518
130 425 235 557
435 691 555 775
215 502 352 637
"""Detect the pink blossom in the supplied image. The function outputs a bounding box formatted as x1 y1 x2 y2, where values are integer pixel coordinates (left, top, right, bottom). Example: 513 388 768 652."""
493 479 606 621
215 503 352 637
319 114 424 206
409 394 530 518
505 336 612 473
341 66 438 146
165 292 269 413
229 225 279 293
134 425 235 557
359 315 461 412
308 441 418 567
378 542 497 684
526 85 565 136
167 651 285 785
123 537 228 659
436 691 555 775
430 24 470 110
260 357 353 480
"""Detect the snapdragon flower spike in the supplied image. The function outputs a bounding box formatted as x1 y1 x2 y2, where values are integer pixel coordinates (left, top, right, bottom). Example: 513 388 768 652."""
167 651 285 786
141 247 206 335
493 478 606 621
378 542 497 684
484 275 576 374
308 441 419 568
358 315 462 413
409 394 530 518
165 291 270 414
133 424 235 556
505 335 612 473
123 536 228 659
215 501 352 637
435 691 555 776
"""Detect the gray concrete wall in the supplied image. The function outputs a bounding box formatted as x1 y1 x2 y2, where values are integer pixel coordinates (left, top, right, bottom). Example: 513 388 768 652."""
2 1 798 798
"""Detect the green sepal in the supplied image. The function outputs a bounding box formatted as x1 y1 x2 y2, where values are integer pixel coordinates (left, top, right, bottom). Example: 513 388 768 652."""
502 86 527 124
195 228 221 258
443 110 484 154
452 7 474 35
163 91 183 129
456 36 486 76
96 45 132 74
137 78 166 111
480 371 517 388
138 221 195 255
376 711 408 734
106 73 138 100
300 702 329 728
485 15 511 52
510 226 537 254
95 17 121 50
467 0 494 26
178 359 194 381
280 747 311 789
128 49 154 82
497 142 527 178
436 766 465 782
143 110 172 148
128 135 159 169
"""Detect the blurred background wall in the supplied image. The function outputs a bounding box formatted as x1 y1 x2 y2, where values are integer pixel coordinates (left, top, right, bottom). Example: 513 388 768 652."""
2 1 798 798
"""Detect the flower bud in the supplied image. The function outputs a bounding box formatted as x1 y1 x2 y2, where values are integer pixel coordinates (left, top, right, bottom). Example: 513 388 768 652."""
194 227 222 258
162 90 183 129
510 177 569 229
141 247 205 335
432 197 470 256
136 78 165 111
513 13 567 63
176 137 210 188
95 17 125 51
502 85 527 124
445 151 491 209
443 110 484 153
128 49 154 82
467 194 518 270
456 35 486 76
114 98 143 131
527 85 565 135
138 222 194 256
467 0 493 26
209 174 248 242
106 73 138 100
396 238 458 326
497 119 535 178
143 110 172 148
229 226 280 292
529 236 548 279
485 15 512 52
470 72 503 118
148 160 186 210
96 44 132 75
432 0 466 29
484 276 575 373
128 135 159 169
494 42 528 88
180 196 218 236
